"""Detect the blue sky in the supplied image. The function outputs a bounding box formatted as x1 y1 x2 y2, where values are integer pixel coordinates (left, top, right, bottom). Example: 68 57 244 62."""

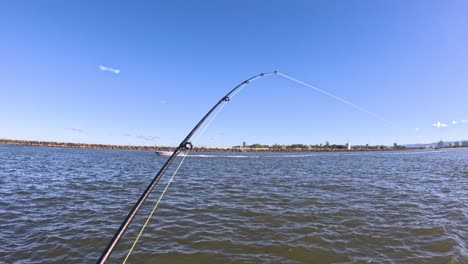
1 1 467 147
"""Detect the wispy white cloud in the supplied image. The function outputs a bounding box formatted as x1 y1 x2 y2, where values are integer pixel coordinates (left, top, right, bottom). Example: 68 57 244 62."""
136 135 160 141
66 127 83 133
415 128 420 132
99 65 120 74
461 120 468 123
452 120 458 125
432 122 448 128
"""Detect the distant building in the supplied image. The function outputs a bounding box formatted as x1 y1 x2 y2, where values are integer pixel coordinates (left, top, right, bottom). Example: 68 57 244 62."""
346 142 351 150
393 143 398 148
454 141 461 147
462 141 468 147
437 140 445 148
242 141 246 147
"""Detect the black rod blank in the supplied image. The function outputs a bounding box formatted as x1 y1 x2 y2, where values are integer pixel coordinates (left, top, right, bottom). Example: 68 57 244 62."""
97 71 277 263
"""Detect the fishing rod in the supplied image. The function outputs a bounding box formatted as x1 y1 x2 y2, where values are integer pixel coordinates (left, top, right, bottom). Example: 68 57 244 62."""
97 71 278 263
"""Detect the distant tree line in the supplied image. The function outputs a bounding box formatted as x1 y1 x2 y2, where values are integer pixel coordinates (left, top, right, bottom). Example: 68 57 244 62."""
232 143 404 151
1 138 411 153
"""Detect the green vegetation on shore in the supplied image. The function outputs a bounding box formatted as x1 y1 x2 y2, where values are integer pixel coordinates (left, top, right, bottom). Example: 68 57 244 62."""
0 139 410 152
233 143 406 151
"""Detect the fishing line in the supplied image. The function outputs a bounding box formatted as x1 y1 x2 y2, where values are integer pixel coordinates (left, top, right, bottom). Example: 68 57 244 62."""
122 82 247 263
122 150 191 264
192 83 247 144
123 72 392 262
99 70 391 263
277 72 392 125
98 72 276 264
228 82 248 100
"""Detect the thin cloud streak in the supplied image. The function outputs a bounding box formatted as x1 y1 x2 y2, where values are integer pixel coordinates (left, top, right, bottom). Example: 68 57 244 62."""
66 128 83 133
136 135 160 141
432 122 448 128
99 65 120 74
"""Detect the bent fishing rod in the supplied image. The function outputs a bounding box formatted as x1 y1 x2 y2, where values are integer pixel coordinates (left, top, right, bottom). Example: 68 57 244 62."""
97 71 278 263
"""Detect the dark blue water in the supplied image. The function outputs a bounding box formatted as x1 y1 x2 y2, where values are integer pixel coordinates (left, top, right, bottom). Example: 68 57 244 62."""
0 145 467 263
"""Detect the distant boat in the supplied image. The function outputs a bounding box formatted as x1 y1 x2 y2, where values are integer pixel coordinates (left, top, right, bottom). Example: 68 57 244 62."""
155 150 186 157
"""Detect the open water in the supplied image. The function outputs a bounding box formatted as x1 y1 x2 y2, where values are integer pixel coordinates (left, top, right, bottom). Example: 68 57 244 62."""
0 145 467 263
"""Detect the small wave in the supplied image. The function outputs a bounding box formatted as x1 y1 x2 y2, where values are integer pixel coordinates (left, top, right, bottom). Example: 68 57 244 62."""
187 153 342 158
187 154 261 158
379 150 448 155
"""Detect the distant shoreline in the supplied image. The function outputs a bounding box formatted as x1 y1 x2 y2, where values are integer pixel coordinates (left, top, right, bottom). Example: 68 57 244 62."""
2 139 467 153
0 138 432 153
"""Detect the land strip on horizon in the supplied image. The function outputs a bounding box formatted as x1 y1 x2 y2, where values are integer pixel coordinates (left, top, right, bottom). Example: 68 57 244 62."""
2 138 457 153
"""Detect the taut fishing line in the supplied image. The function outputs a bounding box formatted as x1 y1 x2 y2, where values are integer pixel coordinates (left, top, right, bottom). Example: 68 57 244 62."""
98 71 390 263
277 72 393 125
122 83 248 263
98 72 275 264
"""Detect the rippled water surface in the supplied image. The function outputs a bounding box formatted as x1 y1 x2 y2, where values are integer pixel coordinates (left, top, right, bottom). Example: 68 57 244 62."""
0 145 467 263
